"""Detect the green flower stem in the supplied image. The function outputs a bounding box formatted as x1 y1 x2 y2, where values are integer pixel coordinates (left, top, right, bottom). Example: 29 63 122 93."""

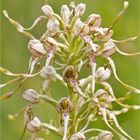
83 128 104 134
54 13 65 28
69 94 79 134
41 123 62 136
39 95 57 107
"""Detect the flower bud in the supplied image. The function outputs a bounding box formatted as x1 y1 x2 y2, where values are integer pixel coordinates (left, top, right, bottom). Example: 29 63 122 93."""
124 1 129 9
102 40 116 57
94 89 107 97
27 117 41 132
101 30 113 42
75 3 86 17
63 66 78 83
74 18 83 32
95 67 111 82
94 28 113 42
40 66 57 80
23 89 40 104
28 39 46 58
41 5 54 18
78 23 89 35
86 14 101 30
70 2 76 8
44 36 58 47
92 89 106 105
61 5 71 25
96 131 113 140
93 89 113 108
57 97 73 114
70 132 86 140
46 19 60 35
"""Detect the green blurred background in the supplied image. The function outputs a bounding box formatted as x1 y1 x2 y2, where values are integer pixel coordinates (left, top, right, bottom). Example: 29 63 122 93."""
0 0 140 139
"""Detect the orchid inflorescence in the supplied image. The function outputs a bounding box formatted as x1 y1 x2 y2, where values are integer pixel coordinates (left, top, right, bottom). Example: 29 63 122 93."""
1 1 140 140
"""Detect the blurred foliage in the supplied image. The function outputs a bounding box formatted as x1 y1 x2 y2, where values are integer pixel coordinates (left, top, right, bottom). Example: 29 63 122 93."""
0 0 140 140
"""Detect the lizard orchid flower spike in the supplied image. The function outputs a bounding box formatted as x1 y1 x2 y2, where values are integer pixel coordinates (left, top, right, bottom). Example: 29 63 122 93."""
1 1 140 140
